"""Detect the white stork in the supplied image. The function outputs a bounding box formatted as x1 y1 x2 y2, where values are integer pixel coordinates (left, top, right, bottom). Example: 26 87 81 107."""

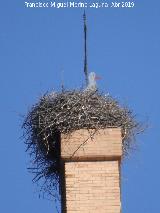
85 72 101 92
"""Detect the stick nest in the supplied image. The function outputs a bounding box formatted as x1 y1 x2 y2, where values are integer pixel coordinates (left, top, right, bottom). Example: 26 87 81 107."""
22 90 142 197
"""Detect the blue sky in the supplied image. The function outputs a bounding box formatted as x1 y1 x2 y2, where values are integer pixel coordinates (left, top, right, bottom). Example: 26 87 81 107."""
0 0 160 212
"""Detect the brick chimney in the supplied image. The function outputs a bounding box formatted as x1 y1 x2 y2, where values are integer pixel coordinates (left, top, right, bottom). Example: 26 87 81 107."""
60 128 122 213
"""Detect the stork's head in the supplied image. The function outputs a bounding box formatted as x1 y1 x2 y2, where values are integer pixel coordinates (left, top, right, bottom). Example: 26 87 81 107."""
88 72 101 83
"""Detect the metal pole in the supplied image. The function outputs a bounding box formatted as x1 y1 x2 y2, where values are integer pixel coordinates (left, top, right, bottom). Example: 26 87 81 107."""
83 11 88 86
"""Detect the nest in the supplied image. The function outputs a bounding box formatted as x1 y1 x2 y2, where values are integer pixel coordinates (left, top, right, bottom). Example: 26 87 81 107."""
22 90 142 197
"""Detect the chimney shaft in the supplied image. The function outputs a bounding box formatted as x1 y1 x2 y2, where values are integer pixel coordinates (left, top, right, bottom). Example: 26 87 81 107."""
61 128 122 213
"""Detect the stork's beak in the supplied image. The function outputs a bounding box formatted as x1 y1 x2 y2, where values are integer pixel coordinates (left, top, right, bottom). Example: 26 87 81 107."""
95 75 101 80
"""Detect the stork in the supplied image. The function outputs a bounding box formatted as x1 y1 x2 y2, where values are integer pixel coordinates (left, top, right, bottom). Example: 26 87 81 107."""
82 13 100 92
85 72 100 92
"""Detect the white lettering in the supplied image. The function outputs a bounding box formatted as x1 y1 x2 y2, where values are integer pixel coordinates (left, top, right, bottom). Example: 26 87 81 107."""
63 3 68 7
77 2 85 7
30 3 36 7
25 2 29 7
43 3 49 7
69 2 75 7
50 2 56 7
57 3 63 8
38 2 42 7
